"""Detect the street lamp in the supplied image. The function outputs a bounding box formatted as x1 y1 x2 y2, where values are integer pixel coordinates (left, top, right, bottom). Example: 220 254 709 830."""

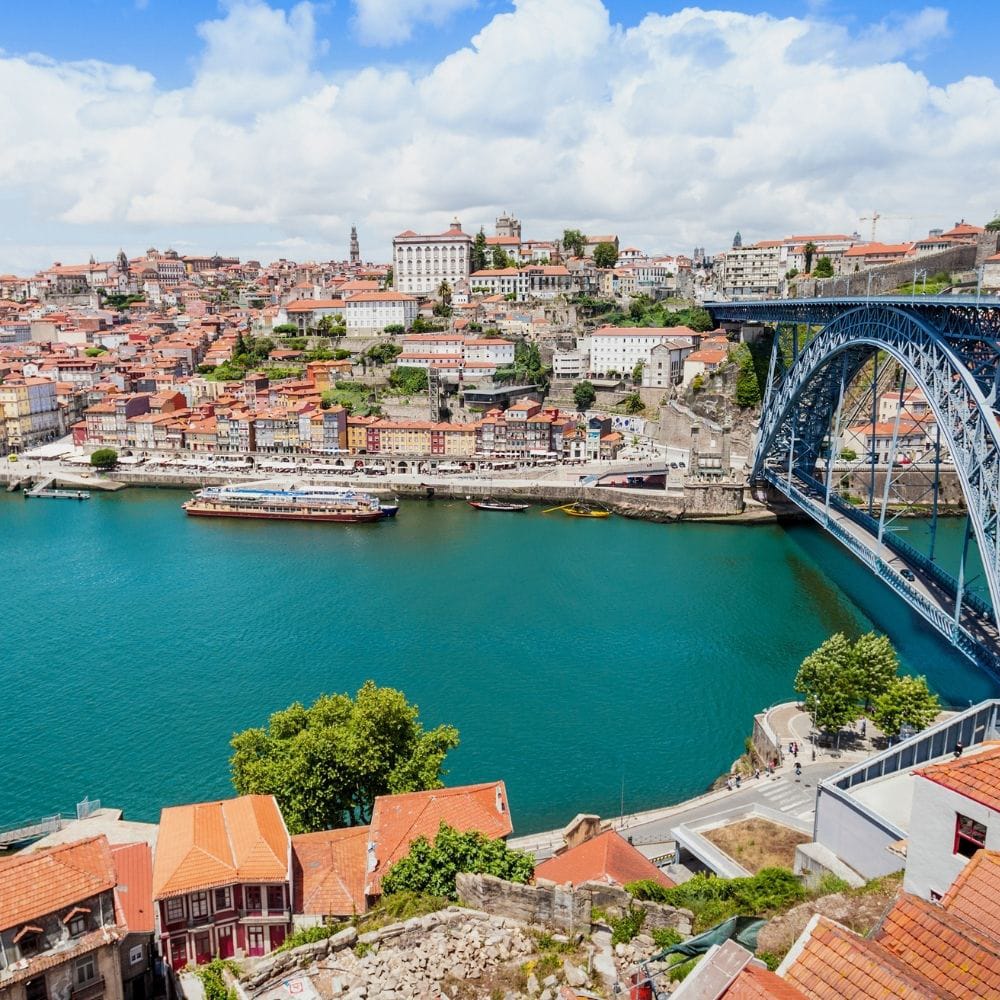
912 267 927 300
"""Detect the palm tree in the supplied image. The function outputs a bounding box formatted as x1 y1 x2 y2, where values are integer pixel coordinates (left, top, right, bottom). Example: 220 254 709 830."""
803 242 818 274
438 280 452 306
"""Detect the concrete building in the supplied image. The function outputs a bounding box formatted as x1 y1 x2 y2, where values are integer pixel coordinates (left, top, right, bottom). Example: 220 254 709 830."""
642 339 696 388
589 326 700 378
341 292 418 334
0 377 61 450
715 242 782 299
392 219 473 296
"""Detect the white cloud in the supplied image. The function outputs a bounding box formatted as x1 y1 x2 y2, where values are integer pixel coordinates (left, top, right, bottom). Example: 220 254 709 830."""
0 1 998 273
352 0 478 46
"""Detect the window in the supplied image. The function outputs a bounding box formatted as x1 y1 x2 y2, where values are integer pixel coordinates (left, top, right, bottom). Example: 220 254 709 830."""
246 925 265 957
266 886 284 911
129 945 143 966
25 978 47 1000
165 898 184 922
244 886 262 911
69 915 87 937
214 887 232 911
189 892 209 919
955 814 987 858
75 956 96 986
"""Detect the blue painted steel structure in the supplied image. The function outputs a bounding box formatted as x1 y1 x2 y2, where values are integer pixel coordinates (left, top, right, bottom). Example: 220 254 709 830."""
705 296 1000 676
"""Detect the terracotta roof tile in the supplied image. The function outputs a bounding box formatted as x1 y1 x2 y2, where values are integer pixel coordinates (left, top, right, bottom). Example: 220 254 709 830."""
941 849 1000 940
111 842 154 934
0 836 117 931
152 795 289 899
783 917 941 999
367 782 512 895
724 964 808 999
916 741 1000 811
534 830 675 889
291 827 369 917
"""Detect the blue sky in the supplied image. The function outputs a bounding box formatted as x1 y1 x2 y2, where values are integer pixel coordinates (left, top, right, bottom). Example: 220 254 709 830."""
0 1 998 272
1 1 991 88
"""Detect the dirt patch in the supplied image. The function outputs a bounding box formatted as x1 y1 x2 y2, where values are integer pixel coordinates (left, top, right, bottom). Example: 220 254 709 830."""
703 819 810 873
756 874 904 957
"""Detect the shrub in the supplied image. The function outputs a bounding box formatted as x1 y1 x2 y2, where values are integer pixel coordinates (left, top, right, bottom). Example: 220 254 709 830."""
275 923 342 953
90 448 118 469
194 959 240 1000
609 907 645 945
651 927 684 949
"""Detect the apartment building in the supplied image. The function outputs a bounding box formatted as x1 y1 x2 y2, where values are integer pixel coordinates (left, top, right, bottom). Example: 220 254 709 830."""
589 326 701 377
341 292 418 334
715 242 782 299
392 220 473 296
152 795 292 969
0 377 61 450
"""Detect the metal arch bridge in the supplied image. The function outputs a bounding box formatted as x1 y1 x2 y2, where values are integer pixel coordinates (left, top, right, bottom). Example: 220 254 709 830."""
704 296 1000 678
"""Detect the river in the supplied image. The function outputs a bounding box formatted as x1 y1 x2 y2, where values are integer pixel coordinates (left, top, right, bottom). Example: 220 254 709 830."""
1 489 994 834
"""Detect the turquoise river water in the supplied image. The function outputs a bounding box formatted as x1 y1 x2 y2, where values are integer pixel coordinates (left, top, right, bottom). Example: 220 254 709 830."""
1 489 996 835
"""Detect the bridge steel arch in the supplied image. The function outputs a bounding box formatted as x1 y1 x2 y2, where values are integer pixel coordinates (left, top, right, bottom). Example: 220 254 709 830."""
707 297 1000 675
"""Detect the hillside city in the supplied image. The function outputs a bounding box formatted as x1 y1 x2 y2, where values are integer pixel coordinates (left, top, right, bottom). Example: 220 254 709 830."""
1 214 998 475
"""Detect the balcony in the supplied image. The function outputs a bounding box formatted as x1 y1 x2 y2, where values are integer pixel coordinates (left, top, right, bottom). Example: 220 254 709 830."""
185 913 213 929
238 910 290 924
71 977 105 1000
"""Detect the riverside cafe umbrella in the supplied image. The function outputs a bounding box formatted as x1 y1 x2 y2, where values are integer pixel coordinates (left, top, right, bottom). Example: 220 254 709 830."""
621 916 766 999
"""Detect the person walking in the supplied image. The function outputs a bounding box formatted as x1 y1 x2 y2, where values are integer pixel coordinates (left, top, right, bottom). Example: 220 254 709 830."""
794 762 802 778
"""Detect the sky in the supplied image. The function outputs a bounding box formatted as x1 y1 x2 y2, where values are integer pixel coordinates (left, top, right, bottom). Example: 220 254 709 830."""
1 0 999 273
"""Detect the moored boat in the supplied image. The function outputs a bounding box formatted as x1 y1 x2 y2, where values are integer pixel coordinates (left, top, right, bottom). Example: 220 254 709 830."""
467 499 530 512
542 501 611 518
182 485 385 523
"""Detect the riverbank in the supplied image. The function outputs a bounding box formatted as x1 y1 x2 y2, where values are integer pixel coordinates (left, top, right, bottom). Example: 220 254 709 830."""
2 463 784 524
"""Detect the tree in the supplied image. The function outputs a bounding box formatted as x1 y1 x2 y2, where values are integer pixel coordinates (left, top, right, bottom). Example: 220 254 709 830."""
784 268 799 281
230 682 460 833
385 267 393 287
381 822 534 900
273 323 298 336
871 675 940 739
803 242 817 274
491 246 514 270
632 361 644 384
367 342 403 366
562 229 586 258
389 366 429 394
794 633 858 738
573 380 597 411
623 391 645 415
90 448 118 469
850 632 899 710
593 242 619 269
471 229 489 273
437 280 452 306
813 257 835 279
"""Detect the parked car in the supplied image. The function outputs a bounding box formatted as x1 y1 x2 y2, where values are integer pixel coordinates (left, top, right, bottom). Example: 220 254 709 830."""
901 568 915 581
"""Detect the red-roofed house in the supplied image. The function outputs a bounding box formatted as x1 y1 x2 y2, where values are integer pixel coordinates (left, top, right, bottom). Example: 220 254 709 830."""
152 795 291 968
365 782 512 897
535 829 675 890
0 836 126 1000
904 742 1000 901
290 828 368 921
110 843 155 1000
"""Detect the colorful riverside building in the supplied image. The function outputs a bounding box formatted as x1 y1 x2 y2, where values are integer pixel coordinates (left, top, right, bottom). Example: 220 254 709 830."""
151 795 292 970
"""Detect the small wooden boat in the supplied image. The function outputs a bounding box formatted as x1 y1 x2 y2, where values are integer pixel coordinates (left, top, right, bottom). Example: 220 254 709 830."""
542 501 611 518
467 498 530 512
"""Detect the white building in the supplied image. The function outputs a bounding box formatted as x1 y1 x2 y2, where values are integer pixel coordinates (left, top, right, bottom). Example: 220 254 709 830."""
396 334 514 375
681 346 729 386
589 326 700 378
342 292 419 334
552 349 588 380
904 743 1000 901
715 242 783 299
393 218 473 296
641 339 696 388
469 268 525 298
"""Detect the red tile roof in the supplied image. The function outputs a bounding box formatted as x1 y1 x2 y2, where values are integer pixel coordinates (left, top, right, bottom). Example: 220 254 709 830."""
534 830 675 889
916 741 1000 811
725 964 808 999
941 848 1000 939
0 836 117 932
291 827 369 917
783 916 941 999
367 782 512 895
152 795 289 899
875 892 1000 999
111 842 155 934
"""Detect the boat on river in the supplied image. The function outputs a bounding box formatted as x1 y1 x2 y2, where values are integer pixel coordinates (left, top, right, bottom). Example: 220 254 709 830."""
542 501 611 519
467 498 530 512
182 485 387 523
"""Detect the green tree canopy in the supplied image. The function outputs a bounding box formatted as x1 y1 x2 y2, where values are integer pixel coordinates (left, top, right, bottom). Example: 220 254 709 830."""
871 675 940 738
272 323 298 335
573 380 597 411
593 242 619 269
623 391 645 414
471 229 489 273
367 342 404 365
850 632 899 709
230 682 460 833
381 822 534 900
385 266 393 287
389 366 429 394
794 633 858 736
562 229 586 258
632 361 644 383
90 447 118 469
813 257 835 279
803 242 817 274
491 246 516 270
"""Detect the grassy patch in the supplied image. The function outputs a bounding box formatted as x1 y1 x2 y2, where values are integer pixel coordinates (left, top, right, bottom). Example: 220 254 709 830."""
703 819 811 873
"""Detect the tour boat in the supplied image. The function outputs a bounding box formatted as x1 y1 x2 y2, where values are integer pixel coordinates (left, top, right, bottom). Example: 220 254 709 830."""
379 501 400 518
543 501 611 519
467 498 530 512
182 485 385 523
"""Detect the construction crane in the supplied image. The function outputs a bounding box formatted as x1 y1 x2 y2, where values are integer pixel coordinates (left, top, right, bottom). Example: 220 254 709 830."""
859 212 938 243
